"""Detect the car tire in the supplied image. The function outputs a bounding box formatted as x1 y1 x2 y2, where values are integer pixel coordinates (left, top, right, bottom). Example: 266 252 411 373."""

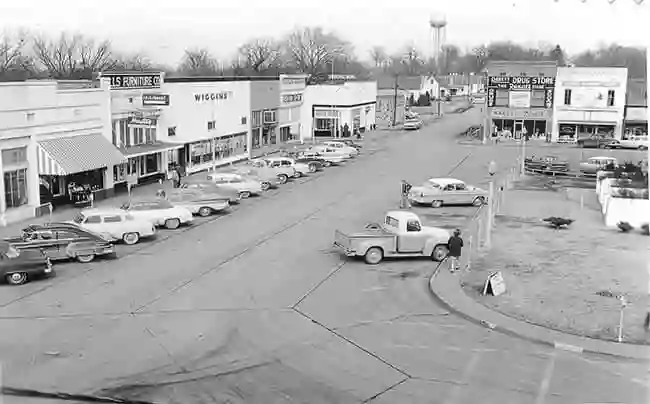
277 174 289 184
431 200 443 208
6 272 28 285
640 146 648 151
76 254 95 263
294 171 302 178
198 207 212 217
261 182 271 191
122 232 140 245
164 218 181 230
431 245 449 262
239 191 251 199
472 197 485 206
308 163 317 173
364 247 384 265
323 161 332 167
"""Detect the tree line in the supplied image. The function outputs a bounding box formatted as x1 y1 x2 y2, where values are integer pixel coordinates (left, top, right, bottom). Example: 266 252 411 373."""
0 27 646 84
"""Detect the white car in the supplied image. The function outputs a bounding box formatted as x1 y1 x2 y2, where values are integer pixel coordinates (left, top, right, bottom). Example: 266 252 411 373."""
120 199 193 230
72 208 156 245
248 158 296 184
608 135 648 150
265 156 315 177
408 178 488 208
321 141 359 157
404 119 423 130
308 145 350 164
205 172 264 197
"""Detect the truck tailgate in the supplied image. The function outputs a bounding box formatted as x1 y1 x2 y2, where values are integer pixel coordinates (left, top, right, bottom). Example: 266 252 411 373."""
333 230 352 250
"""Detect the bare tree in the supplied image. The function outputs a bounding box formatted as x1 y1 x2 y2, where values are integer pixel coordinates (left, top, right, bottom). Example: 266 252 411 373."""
32 33 114 79
283 26 350 81
369 46 388 67
239 38 281 73
0 30 35 80
177 48 219 76
111 53 153 71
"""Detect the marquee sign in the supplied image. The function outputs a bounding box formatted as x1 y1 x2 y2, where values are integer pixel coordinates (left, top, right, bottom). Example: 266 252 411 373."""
487 76 556 90
102 72 162 90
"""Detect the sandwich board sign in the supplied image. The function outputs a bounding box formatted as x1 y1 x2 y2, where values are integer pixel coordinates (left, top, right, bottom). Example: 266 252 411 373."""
482 271 506 296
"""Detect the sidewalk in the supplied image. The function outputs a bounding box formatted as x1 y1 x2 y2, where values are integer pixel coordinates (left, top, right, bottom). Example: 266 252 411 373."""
428 269 650 360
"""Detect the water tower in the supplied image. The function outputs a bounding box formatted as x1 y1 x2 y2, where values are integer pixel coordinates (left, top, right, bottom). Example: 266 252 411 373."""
429 14 447 73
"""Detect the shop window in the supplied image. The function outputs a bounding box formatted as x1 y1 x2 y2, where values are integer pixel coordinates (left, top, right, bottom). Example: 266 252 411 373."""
113 163 126 183
119 119 129 147
280 126 291 142
530 90 545 108
167 149 179 171
262 127 269 145
145 128 156 144
270 127 277 145
564 89 572 105
494 90 509 107
144 153 159 174
168 127 177 137
128 158 138 175
315 118 332 130
2 147 27 167
263 110 277 124
111 120 118 146
133 127 144 145
4 168 28 208
607 90 615 107
251 111 262 127
252 128 261 149
208 120 216 130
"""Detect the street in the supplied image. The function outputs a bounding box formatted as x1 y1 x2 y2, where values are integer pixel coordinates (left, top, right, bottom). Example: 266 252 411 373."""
1 109 648 404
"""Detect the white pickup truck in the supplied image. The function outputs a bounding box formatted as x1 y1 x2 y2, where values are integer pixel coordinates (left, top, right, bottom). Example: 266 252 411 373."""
333 211 450 264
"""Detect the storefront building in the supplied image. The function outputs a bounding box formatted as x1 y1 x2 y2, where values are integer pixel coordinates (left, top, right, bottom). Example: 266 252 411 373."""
483 61 557 140
551 67 628 142
376 89 407 127
301 82 377 141
159 77 251 174
277 74 307 144
249 79 280 157
623 78 647 138
100 71 182 190
0 80 125 223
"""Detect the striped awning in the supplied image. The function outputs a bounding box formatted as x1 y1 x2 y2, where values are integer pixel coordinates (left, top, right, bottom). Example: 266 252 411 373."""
38 134 127 176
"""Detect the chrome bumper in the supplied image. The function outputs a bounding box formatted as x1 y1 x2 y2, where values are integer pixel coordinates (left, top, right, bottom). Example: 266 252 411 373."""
333 242 356 256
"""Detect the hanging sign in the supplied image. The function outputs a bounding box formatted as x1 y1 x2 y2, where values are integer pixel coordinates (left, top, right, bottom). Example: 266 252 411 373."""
142 94 170 106
128 118 156 127
483 271 506 296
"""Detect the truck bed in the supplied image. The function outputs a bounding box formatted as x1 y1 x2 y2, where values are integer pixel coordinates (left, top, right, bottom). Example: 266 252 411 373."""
334 227 396 256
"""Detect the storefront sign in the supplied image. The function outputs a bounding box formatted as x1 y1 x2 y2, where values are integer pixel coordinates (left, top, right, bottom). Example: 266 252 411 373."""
509 91 531 108
487 76 556 90
544 88 554 109
103 72 162 90
281 77 306 85
194 92 232 102
142 94 170 106
282 93 303 104
128 117 156 127
491 109 548 119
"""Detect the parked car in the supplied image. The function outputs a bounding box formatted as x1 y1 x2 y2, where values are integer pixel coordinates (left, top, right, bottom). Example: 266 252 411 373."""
284 150 327 171
408 178 488 208
266 156 320 176
607 135 648 150
180 180 242 203
205 172 264 197
321 141 359 157
248 158 296 184
308 145 351 164
6 223 115 263
0 242 53 285
293 150 343 167
222 166 280 190
576 134 618 149
333 211 450 264
579 156 618 175
166 189 230 217
524 155 570 174
339 139 362 150
120 199 193 230
404 119 423 130
72 208 156 245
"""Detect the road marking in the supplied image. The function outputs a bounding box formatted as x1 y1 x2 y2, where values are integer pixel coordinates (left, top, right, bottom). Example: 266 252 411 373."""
535 351 557 404
443 349 482 404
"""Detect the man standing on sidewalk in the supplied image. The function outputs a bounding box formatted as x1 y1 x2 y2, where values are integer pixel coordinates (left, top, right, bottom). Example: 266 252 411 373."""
447 229 464 272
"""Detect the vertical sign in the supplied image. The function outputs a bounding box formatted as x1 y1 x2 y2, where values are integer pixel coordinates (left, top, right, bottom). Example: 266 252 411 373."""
544 89 555 109
487 88 496 107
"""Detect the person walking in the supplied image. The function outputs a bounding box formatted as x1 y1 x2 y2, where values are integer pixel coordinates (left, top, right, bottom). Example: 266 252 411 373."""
174 164 183 188
400 180 412 209
447 229 464 273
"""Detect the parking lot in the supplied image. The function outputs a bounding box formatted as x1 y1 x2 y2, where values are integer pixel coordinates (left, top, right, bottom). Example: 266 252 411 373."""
1 109 648 404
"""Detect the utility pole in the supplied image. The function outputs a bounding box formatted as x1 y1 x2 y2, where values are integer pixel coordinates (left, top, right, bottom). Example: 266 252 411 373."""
392 73 398 127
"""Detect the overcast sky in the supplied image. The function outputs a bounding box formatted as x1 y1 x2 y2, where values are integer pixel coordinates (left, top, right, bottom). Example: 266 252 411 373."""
0 0 647 66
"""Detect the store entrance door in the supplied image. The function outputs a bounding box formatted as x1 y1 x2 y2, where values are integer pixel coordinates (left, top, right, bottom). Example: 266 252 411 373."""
178 147 187 169
514 120 524 140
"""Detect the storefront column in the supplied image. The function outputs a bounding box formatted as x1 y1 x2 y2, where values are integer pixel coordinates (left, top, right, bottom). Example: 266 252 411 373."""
0 150 5 218
26 141 39 208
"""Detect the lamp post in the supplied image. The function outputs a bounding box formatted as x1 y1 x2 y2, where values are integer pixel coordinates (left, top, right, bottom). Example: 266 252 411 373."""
485 161 497 249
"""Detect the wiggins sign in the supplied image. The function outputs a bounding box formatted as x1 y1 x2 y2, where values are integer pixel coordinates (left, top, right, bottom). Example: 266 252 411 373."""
194 92 232 102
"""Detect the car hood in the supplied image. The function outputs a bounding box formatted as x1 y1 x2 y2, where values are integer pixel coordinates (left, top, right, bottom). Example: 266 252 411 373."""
421 226 451 239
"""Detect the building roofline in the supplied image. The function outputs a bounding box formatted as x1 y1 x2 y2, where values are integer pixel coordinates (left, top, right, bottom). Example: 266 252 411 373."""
485 60 558 66
164 76 279 83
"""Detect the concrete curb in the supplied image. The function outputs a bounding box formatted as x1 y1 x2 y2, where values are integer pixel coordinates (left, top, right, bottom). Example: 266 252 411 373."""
427 269 650 361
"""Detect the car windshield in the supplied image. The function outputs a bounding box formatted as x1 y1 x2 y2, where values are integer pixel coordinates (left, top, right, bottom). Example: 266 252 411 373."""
72 213 85 224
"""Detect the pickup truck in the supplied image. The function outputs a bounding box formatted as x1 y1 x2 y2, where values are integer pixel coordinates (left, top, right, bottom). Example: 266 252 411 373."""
333 211 450 265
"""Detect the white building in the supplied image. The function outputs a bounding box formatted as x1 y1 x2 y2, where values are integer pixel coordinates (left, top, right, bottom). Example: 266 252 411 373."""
551 67 628 142
301 82 377 141
0 80 124 223
278 74 307 142
159 78 252 174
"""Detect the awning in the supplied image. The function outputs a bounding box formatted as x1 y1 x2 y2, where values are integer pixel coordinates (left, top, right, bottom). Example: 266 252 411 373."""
38 134 127 176
557 121 617 126
120 142 184 158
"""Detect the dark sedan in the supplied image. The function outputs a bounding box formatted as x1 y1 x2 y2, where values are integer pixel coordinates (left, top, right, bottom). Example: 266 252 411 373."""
576 135 618 149
0 242 53 285
6 222 115 263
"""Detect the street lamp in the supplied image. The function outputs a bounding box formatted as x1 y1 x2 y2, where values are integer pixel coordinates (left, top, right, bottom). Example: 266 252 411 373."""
485 160 497 249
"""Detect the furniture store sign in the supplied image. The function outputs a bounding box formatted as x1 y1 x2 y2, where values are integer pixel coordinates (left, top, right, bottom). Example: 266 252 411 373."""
103 72 162 90
194 92 233 102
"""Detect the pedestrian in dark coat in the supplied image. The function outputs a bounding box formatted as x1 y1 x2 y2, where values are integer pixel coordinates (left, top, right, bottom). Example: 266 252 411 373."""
174 165 183 188
447 229 464 272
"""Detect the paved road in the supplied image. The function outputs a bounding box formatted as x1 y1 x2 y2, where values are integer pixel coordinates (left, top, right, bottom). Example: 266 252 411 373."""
1 109 648 404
